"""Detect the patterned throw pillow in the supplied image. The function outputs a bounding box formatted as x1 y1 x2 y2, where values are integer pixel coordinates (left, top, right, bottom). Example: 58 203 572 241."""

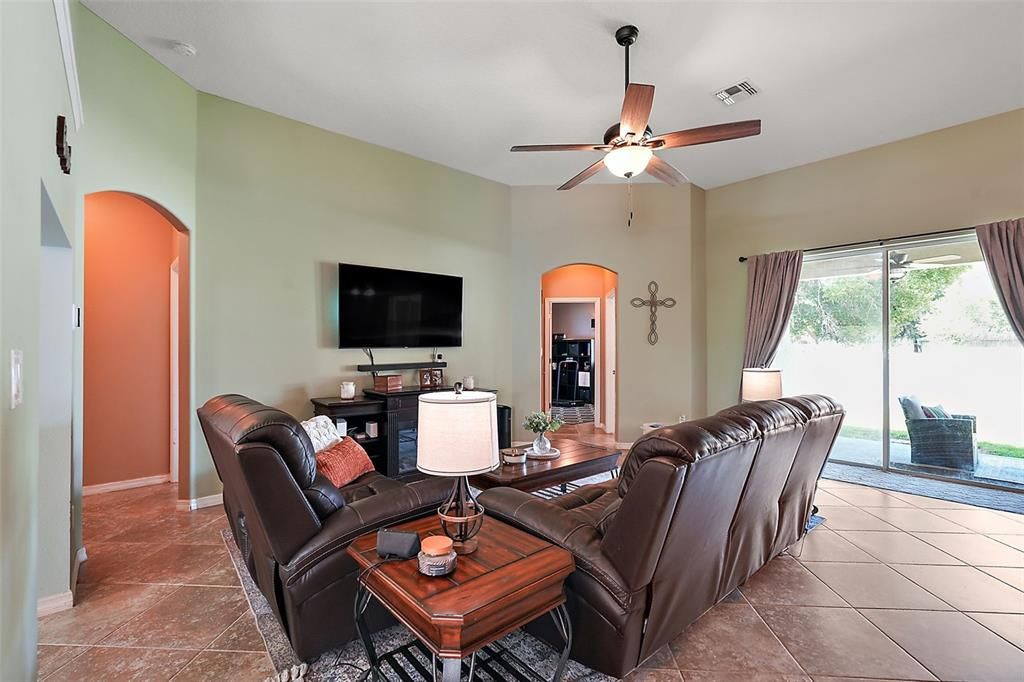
930 404 952 419
921 405 937 418
300 415 342 453
316 437 376 488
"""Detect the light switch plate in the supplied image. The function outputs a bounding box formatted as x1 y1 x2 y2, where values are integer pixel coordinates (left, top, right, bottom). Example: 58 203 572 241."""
10 349 23 409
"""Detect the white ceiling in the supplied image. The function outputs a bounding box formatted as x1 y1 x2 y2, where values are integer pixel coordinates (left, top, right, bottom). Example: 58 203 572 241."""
83 1 1024 189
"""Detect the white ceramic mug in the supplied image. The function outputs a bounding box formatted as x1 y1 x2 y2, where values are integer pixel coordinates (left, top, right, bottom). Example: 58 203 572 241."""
340 381 356 400
463 375 475 390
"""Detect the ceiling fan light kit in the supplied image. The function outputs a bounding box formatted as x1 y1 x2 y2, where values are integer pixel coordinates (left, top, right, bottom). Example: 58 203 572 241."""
605 145 652 178
510 25 763 191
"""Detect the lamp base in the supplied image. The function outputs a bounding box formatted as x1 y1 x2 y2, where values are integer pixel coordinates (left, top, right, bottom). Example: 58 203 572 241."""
452 538 478 555
438 476 485 555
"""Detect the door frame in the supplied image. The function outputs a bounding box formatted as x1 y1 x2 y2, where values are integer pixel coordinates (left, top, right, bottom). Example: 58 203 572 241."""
604 290 617 435
169 259 179 483
543 297 601 426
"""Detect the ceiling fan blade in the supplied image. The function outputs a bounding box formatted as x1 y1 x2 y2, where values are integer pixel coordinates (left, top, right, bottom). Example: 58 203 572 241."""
619 83 655 139
645 155 686 186
558 159 605 191
649 120 761 149
510 143 611 152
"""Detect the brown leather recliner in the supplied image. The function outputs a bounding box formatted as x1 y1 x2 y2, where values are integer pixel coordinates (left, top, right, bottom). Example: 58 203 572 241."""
478 395 844 678
197 394 451 660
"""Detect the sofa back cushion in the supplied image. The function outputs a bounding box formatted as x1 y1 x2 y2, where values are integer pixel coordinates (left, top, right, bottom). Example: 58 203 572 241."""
622 413 760 662
771 395 845 556
716 400 808 597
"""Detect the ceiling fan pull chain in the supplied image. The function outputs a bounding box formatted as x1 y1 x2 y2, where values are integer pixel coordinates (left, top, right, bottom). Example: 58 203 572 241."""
626 178 634 229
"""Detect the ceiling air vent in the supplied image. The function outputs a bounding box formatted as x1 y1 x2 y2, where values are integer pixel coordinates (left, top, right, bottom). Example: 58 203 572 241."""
713 80 758 106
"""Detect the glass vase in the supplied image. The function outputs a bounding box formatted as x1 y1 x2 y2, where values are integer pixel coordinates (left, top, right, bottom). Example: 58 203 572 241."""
532 432 551 454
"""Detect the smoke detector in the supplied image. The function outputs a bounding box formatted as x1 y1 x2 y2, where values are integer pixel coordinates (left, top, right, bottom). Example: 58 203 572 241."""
172 41 197 57
713 80 758 106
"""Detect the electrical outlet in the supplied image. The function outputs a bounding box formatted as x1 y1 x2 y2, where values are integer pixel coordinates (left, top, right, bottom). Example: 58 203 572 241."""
10 350 24 409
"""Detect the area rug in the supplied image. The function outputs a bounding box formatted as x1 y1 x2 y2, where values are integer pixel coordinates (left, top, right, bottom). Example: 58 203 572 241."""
550 405 595 425
226 472 826 682
222 529 610 682
822 461 1024 514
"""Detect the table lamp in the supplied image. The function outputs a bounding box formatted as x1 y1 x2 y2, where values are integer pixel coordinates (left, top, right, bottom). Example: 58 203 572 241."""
741 368 783 402
417 385 499 554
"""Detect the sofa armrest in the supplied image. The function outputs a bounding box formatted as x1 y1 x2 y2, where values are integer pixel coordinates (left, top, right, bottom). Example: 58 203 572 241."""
478 487 631 606
283 476 450 582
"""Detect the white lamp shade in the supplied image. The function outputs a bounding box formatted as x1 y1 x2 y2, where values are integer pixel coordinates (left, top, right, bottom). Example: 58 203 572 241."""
417 391 499 477
604 146 653 178
741 368 783 401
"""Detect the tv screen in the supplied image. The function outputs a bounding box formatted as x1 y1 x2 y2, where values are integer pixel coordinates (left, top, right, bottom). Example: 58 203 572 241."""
338 263 463 348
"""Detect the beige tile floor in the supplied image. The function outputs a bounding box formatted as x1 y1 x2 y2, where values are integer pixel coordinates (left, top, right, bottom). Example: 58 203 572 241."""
39 479 1024 681
36 483 274 681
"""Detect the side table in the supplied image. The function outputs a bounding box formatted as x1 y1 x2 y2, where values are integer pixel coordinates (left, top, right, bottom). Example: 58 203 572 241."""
347 514 575 682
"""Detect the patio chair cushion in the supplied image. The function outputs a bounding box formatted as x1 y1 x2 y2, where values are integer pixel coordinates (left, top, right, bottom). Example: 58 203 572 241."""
898 395 927 421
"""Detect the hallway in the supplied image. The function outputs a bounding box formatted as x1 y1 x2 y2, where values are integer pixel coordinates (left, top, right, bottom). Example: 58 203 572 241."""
36 485 272 680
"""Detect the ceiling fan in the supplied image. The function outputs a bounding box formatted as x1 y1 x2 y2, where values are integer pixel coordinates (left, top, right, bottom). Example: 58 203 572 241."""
510 25 762 190
880 251 962 279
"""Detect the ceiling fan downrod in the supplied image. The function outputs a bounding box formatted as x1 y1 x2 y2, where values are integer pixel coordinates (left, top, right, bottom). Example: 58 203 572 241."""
615 25 639 92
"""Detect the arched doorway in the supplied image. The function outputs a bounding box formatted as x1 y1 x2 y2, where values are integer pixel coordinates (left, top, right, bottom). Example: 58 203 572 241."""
82 192 191 502
541 264 618 439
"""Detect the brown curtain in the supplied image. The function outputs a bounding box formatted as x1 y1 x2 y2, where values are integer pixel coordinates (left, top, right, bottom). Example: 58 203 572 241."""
977 218 1024 346
742 249 803 373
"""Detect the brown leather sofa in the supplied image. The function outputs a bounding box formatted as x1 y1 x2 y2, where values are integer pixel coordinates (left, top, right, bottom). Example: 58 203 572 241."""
478 395 843 677
197 394 450 660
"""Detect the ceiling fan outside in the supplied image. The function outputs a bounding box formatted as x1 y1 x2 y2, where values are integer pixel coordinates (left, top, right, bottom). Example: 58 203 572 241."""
879 251 962 279
510 25 762 190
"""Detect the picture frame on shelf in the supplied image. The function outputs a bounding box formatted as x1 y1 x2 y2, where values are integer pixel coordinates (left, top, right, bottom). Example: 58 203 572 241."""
430 368 444 388
418 369 434 389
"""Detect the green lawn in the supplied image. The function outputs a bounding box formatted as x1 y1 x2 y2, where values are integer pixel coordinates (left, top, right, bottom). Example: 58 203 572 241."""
841 424 1024 460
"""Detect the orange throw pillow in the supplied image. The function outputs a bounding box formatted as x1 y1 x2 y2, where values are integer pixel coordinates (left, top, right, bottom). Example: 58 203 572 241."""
315 438 376 488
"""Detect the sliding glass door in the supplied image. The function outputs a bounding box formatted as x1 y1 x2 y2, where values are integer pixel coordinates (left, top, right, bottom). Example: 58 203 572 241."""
775 250 885 467
776 232 1024 490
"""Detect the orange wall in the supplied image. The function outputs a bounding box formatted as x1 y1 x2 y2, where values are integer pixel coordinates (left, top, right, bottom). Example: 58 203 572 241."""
541 264 618 431
84 193 183 486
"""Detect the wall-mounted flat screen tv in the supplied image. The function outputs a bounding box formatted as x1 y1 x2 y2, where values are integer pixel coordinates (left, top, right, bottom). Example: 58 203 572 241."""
338 263 463 348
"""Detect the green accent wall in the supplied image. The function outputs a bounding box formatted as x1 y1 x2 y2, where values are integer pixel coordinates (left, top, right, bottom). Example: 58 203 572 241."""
1 2 77 678
193 93 511 496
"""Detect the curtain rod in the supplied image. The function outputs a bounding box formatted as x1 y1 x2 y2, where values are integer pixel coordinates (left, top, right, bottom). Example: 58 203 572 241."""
736 224 983 263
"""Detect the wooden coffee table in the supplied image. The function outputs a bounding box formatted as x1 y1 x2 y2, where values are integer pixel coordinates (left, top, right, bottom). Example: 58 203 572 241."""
347 515 575 682
471 439 622 493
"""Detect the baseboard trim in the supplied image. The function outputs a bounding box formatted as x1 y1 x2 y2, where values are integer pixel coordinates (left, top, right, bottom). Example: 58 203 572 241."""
37 590 74 617
83 474 170 496
175 492 223 512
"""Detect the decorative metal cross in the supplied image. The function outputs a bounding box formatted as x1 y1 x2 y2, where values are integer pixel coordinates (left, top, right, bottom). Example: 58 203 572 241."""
631 281 676 345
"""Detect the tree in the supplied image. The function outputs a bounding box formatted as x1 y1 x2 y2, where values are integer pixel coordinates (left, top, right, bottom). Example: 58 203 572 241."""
788 266 966 345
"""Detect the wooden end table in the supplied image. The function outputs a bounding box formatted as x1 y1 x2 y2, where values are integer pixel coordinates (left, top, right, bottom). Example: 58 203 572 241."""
347 515 575 682
471 439 622 494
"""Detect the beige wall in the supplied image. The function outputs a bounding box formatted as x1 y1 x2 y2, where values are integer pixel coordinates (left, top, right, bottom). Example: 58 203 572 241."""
506 184 707 441
705 109 1024 412
193 93 511 497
